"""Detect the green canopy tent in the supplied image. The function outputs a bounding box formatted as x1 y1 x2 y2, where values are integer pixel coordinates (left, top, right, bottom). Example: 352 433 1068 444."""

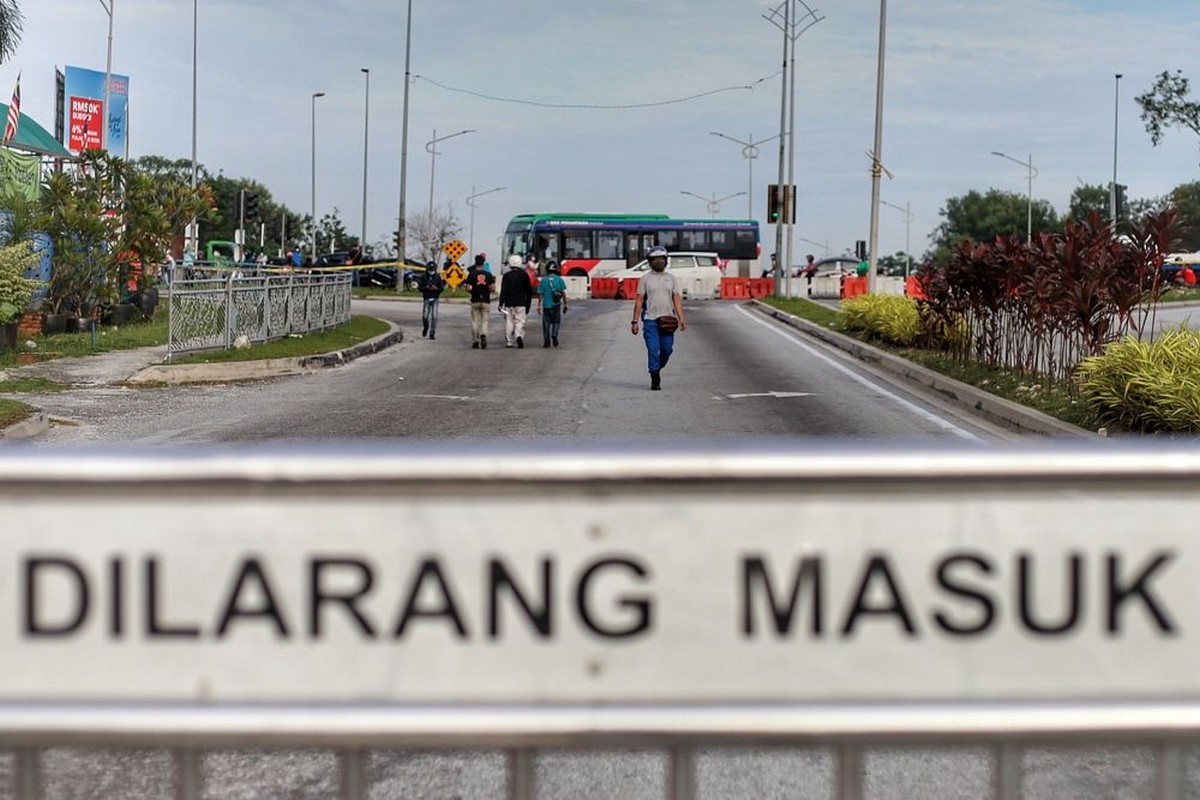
0 103 73 159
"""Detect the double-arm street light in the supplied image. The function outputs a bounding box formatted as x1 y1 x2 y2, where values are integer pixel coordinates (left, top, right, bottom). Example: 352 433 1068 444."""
991 150 1038 244
680 190 747 219
360 68 370 251
1111 73 1123 225
426 128 475 216
709 131 781 219
311 91 325 261
466 186 506 258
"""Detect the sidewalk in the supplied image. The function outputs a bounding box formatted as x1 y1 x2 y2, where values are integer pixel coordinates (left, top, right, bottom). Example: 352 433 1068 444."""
0 322 403 439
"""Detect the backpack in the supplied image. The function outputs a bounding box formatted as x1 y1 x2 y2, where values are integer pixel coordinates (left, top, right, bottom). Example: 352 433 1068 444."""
550 276 566 304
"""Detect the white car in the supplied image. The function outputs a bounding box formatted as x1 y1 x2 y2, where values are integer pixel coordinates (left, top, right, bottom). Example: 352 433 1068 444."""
600 252 725 298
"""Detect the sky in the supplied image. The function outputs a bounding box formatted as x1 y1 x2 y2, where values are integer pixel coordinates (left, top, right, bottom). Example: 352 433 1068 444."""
6 0 1200 267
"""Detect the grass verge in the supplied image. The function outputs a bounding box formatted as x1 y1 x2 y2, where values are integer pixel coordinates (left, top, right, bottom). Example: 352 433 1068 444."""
759 296 1103 432
169 315 390 364
0 398 34 428
0 316 168 370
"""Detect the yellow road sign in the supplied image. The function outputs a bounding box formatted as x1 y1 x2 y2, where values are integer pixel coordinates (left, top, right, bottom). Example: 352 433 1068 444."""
443 262 466 289
442 239 467 263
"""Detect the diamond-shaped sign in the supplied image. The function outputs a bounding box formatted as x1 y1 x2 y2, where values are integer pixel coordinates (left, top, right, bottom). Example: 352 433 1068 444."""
441 239 467 263
443 263 466 289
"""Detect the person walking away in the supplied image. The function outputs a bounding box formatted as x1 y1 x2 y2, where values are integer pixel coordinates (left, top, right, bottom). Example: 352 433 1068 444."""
499 255 534 348
537 260 568 348
631 245 685 390
417 260 446 339
524 252 541 293
466 257 496 349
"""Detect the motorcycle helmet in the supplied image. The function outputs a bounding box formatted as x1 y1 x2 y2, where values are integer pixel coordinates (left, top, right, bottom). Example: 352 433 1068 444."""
647 245 669 272
545 260 560 273
425 260 437 272
507 254 522 268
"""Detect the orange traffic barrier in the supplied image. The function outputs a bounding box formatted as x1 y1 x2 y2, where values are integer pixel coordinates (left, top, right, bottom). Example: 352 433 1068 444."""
748 277 774 298
615 277 639 300
719 277 751 300
905 275 928 300
590 277 618 299
842 276 868 299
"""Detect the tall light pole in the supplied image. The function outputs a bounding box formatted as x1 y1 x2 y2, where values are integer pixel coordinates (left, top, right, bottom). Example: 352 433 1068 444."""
360 68 370 251
680 190 747 219
396 0 413 273
311 91 325 261
466 185 506 258
425 127 475 215
880 199 912 277
991 151 1038 244
1111 73 1123 226
188 0 197 258
865 0 889 295
763 0 824 297
98 0 114 152
709 132 781 219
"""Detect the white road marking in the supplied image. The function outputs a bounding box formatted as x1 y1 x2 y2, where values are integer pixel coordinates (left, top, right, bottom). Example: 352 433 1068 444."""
726 391 815 399
734 305 983 442
404 394 471 401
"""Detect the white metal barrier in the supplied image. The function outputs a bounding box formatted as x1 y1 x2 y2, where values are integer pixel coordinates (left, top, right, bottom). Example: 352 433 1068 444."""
2 446 1200 799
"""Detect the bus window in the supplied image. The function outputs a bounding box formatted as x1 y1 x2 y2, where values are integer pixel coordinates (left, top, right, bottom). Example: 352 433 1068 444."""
564 231 593 259
596 231 623 260
710 230 732 254
680 229 708 251
734 230 758 259
537 234 560 262
657 230 680 252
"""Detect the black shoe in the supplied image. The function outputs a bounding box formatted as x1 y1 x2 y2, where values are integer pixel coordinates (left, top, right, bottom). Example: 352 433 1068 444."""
472 342 479 349
422 323 428 337
543 341 551 348
480 335 487 350
429 332 435 340
650 371 661 390
517 336 524 349
552 336 559 347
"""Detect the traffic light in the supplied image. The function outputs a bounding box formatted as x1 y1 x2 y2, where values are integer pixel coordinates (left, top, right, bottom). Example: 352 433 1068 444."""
767 184 781 223
393 230 403 254
244 192 259 220
1114 183 1127 218
855 240 867 260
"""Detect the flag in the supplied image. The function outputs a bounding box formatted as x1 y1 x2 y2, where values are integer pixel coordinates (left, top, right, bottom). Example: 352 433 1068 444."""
2 72 19 146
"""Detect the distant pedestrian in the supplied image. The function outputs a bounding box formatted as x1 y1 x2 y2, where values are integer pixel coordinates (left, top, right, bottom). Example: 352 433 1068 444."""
499 254 534 348
465 258 496 349
631 245 685 391
524 252 541 292
291 249 302 269
536 260 568 348
417 260 446 339
763 253 775 279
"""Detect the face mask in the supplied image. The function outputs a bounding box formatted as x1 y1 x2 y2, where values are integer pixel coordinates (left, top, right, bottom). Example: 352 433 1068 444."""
650 259 667 272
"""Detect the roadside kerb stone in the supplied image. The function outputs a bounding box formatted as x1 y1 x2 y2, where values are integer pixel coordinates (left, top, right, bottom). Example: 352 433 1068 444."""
0 410 49 439
748 299 1096 439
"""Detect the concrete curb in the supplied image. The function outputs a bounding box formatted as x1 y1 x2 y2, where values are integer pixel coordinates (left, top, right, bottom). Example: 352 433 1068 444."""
748 300 1096 439
0 410 49 440
126 326 404 386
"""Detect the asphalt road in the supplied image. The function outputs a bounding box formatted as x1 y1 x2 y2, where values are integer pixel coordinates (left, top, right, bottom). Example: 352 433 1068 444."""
17 298 1016 446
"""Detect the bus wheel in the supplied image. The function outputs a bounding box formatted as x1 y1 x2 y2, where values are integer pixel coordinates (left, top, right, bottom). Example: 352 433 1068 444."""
568 268 587 278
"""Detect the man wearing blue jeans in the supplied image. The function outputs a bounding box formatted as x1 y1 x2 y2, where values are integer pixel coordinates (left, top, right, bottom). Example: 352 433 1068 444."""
630 246 686 390
417 261 445 339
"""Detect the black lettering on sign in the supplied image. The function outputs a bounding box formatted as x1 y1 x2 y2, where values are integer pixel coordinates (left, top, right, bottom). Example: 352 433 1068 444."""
393 558 468 638
932 553 996 636
1106 551 1177 634
109 557 124 638
309 558 377 638
24 557 89 637
1018 552 1082 636
576 557 652 639
215 557 290 638
488 557 552 638
840 554 917 637
144 557 200 639
740 555 823 637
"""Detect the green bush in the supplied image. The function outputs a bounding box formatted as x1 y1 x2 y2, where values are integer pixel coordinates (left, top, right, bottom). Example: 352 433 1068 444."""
0 241 41 324
839 294 921 346
1076 327 1200 433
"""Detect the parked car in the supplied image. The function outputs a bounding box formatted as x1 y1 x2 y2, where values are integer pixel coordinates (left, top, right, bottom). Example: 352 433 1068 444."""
804 256 860 278
316 251 353 267
601 252 724 298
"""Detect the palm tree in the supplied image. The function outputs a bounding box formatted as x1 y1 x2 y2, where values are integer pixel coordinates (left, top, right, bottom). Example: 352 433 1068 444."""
0 0 22 65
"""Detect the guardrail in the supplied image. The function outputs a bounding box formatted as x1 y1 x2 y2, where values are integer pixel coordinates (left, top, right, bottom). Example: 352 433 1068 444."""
2 445 1199 798
166 268 351 359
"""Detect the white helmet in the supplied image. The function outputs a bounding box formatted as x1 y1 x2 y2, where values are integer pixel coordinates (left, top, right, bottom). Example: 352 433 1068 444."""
507 254 522 268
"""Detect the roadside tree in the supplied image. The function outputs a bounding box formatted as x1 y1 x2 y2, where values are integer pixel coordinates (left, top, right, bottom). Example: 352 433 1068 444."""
1137 70 1200 163
927 189 1059 265
406 205 463 265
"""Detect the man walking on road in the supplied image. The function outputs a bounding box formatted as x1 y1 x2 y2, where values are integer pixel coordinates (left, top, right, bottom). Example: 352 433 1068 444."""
465 258 496 349
631 245 685 390
536 260 569 348
417 261 445 339
499 254 534 348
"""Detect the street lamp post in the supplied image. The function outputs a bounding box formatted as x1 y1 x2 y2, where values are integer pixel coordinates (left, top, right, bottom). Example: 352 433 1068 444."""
1111 73 1123 226
709 131 781 219
680 190 747 219
991 151 1038 244
396 0 413 274
466 185 506 258
866 0 889 295
880 199 912 277
426 128 476 216
311 91 325 261
98 0 114 153
188 0 197 258
360 68 370 251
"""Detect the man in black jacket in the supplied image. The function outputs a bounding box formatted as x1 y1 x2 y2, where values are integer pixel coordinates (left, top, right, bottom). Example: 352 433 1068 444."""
498 255 534 348
465 259 496 349
416 261 445 339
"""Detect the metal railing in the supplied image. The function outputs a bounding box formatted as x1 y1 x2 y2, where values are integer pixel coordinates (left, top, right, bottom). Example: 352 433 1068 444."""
166 268 351 359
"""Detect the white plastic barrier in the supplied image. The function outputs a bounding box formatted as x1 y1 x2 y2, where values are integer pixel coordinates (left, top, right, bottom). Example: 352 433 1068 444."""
682 274 721 300
809 275 843 299
562 275 589 300
877 276 906 295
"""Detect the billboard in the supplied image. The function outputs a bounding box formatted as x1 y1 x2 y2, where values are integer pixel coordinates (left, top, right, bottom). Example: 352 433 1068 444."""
61 65 129 155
